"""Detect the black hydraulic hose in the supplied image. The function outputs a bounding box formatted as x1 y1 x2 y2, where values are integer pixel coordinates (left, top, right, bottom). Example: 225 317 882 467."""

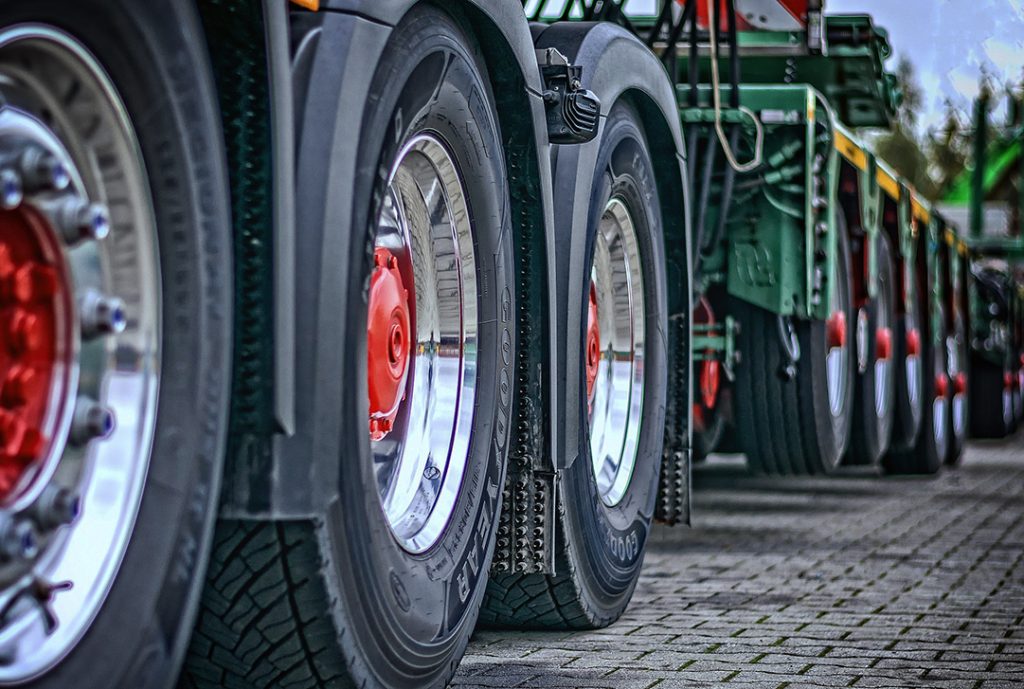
725 0 740 108
687 0 699 107
693 127 718 278
707 123 740 255
667 0 693 84
648 0 675 49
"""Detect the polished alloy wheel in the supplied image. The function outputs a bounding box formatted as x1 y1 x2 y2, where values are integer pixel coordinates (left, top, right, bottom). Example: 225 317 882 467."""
588 198 645 508
947 333 966 439
368 133 477 554
825 254 849 419
0 27 160 680
874 276 894 420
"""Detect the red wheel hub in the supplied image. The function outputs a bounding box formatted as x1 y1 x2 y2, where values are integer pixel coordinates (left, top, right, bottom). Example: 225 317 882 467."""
953 372 967 396
693 298 721 425
875 327 893 361
1004 372 1014 391
0 209 64 499
935 372 949 399
905 327 921 357
367 247 412 441
585 282 600 408
826 311 847 349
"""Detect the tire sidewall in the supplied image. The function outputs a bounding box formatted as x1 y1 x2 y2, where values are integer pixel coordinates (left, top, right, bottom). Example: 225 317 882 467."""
0 2 232 687
325 7 513 686
564 101 667 609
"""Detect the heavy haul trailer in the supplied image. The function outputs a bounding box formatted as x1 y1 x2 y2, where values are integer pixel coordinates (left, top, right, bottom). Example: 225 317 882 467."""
538 0 972 474
0 3 977 689
0 0 693 688
965 240 1024 438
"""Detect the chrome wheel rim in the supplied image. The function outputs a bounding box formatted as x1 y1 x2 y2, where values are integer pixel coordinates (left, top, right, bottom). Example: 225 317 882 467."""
0 27 160 680
588 198 645 508
369 133 477 554
932 348 948 451
873 266 894 419
947 333 965 438
825 250 849 418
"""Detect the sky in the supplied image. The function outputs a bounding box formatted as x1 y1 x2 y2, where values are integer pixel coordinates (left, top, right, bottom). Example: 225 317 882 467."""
825 1 1024 134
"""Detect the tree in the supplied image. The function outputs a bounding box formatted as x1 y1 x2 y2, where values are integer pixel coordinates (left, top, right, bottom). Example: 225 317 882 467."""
927 100 969 195
874 56 938 199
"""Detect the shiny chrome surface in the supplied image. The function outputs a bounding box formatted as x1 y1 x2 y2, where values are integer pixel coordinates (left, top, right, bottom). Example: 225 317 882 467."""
873 264 894 420
588 198 645 508
371 134 477 554
0 26 161 680
826 251 849 418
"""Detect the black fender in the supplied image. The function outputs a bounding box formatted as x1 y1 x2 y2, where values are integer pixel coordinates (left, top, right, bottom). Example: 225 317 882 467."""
221 0 557 518
534 21 693 523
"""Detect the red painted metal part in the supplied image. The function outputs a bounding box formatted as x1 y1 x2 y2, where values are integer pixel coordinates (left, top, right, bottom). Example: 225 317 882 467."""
953 372 967 397
692 298 721 429
935 372 949 400
826 311 847 349
585 282 600 408
367 247 412 441
905 327 921 357
0 209 61 499
875 327 893 361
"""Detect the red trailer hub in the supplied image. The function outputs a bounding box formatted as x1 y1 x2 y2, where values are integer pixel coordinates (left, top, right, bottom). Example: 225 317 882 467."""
586 282 600 408
0 208 69 499
826 310 847 349
367 247 412 441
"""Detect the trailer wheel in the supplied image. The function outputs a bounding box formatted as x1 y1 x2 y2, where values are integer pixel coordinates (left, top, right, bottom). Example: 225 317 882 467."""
968 354 1013 438
849 234 896 465
734 222 854 475
945 310 969 464
183 8 514 689
885 301 948 474
483 101 667 630
890 254 925 451
0 4 232 688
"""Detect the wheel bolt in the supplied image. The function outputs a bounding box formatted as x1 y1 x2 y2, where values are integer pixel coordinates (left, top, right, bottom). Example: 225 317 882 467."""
1 365 37 408
0 516 38 561
17 147 70 193
79 289 127 339
0 169 22 210
53 197 110 244
70 397 115 446
29 485 81 529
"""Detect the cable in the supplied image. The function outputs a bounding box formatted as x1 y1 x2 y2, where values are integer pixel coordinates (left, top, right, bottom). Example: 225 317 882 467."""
707 0 764 172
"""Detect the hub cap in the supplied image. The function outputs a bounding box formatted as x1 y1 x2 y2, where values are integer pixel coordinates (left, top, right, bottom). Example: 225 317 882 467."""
903 262 923 414
0 27 160 680
588 198 644 508
369 134 477 554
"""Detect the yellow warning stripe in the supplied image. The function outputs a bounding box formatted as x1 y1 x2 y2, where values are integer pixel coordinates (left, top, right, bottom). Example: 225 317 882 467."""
910 196 930 225
290 0 319 10
833 129 867 172
876 167 899 200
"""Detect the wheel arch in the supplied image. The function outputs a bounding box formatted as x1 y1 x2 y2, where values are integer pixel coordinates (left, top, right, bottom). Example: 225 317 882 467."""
533 20 693 525
220 0 557 519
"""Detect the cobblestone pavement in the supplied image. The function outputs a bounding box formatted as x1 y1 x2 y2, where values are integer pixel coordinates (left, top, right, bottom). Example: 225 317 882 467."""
454 437 1024 689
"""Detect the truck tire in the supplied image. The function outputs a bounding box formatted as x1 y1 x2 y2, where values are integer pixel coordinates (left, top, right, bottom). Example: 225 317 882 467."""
889 253 925 452
182 7 514 689
968 354 1013 438
945 310 968 464
849 234 896 465
0 2 233 688
885 300 948 474
482 101 667 630
734 223 855 475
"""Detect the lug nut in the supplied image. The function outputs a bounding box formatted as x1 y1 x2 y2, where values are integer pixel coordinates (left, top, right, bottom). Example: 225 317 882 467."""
0 169 22 210
29 485 82 529
0 516 38 561
78 289 127 339
17 147 69 193
53 197 110 244
69 397 115 446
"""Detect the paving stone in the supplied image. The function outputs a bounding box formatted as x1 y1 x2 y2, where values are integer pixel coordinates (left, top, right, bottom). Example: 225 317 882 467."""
453 438 1024 688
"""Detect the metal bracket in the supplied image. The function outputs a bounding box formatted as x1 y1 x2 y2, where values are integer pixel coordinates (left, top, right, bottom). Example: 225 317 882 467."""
536 47 600 145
